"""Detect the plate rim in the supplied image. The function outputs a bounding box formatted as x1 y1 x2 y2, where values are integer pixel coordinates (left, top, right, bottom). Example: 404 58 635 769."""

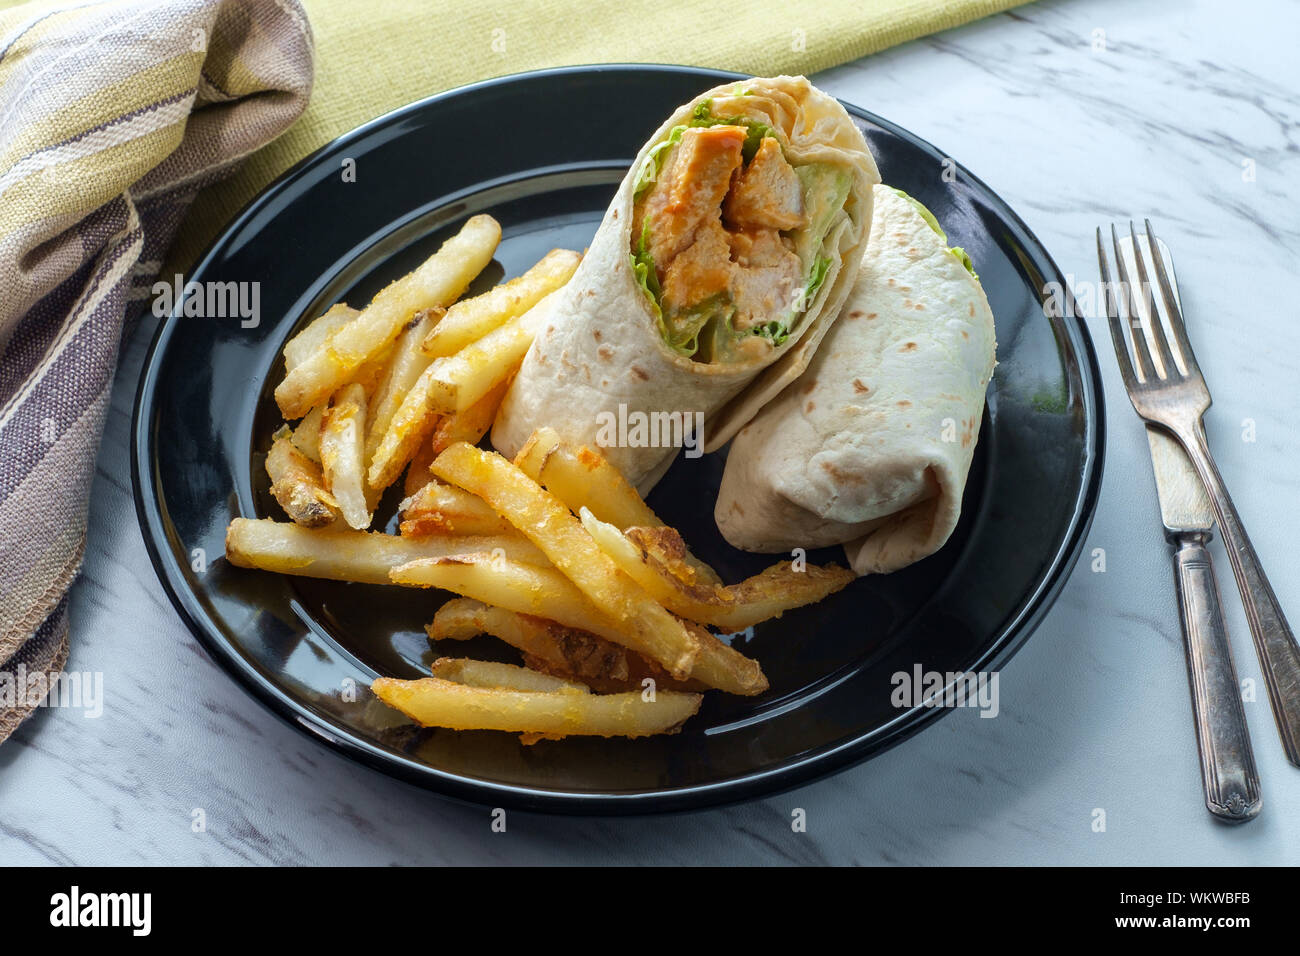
130 63 1106 815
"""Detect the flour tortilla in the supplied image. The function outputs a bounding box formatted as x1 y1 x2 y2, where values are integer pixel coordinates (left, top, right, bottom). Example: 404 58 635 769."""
714 185 997 574
491 75 879 492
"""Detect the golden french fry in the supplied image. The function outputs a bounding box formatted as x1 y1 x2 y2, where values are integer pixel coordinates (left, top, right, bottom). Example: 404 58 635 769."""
429 657 588 694
366 377 443 492
282 303 359 371
367 306 537 495
225 518 547 584
421 249 580 358
290 405 325 462
428 599 705 694
399 479 513 537
394 554 634 641
514 427 722 585
581 509 854 629
266 428 339 528
371 675 701 740
429 376 510 457
429 443 702 678
275 215 500 420
423 298 546 413
366 307 443 465
319 383 372 529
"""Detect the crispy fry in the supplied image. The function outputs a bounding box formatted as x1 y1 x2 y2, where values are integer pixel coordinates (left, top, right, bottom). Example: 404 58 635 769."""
290 405 325 462
319 383 371 529
582 509 854 629
368 300 540 491
275 215 500 420
371 675 701 740
421 248 580 358
398 479 514 537
429 443 702 678
366 307 443 465
424 304 544 413
282 303 358 371
265 428 339 528
428 599 705 694
225 518 547 583
429 376 510 457
429 657 588 694
514 427 722 585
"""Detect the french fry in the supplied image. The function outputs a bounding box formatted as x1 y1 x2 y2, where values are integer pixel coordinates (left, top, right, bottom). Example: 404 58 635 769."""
265 428 339 528
398 480 514 537
371 676 701 740
429 376 510 457
282 303 358 371
367 305 539 493
225 518 547 583
514 427 722 585
581 509 855 629
290 405 325 462
429 443 701 678
365 307 443 465
275 215 500 420
429 657 588 694
421 249 580 358
428 599 705 694
422 303 545 414
394 554 637 644
319 383 372 529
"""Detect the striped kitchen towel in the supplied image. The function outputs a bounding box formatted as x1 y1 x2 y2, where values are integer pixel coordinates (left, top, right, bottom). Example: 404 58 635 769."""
0 0 313 742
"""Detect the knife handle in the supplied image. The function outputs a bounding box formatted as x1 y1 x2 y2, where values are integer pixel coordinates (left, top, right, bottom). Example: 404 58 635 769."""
1173 533 1261 822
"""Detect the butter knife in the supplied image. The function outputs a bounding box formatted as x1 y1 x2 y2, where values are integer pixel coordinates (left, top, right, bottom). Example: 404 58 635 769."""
1120 233 1262 823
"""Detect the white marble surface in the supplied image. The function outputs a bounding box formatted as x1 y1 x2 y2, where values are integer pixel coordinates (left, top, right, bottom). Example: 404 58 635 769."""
3 0 1298 865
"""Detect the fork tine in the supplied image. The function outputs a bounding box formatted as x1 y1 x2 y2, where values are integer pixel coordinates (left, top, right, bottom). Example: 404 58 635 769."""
1110 223 1156 381
1144 218 1203 378
1097 227 1139 391
1128 220 1179 379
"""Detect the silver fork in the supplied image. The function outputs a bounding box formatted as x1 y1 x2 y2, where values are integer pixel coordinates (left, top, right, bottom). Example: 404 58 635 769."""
1099 219 1300 766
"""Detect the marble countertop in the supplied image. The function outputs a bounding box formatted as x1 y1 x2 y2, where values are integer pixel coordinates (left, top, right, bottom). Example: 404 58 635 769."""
4 0 1298 866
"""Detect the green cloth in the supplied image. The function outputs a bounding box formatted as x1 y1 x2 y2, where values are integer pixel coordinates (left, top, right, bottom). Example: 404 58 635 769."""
170 0 1022 270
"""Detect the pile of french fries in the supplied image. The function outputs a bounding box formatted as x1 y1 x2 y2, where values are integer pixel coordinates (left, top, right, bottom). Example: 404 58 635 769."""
226 214 855 743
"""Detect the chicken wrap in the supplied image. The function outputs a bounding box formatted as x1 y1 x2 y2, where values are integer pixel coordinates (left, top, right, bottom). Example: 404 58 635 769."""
492 75 879 491
714 185 997 575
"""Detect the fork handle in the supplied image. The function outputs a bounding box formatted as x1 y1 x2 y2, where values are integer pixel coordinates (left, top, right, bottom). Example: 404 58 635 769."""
1173 418 1300 766
1172 532 1261 820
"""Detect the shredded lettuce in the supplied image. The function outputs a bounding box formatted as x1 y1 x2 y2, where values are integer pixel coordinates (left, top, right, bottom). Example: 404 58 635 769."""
690 100 773 162
890 187 979 279
949 246 977 278
662 293 731 357
804 254 832 307
746 255 830 348
630 215 662 318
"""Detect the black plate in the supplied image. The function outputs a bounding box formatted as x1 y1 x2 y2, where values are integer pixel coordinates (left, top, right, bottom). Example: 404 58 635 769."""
132 65 1104 814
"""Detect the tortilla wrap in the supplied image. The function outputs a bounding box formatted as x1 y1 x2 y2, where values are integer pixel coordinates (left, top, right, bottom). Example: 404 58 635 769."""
714 185 997 574
492 75 879 491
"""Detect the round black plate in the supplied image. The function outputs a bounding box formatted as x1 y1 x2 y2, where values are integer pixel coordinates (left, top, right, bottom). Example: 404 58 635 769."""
132 65 1104 814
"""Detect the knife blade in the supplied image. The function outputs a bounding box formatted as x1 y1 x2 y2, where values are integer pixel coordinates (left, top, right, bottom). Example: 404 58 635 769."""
1118 232 1261 822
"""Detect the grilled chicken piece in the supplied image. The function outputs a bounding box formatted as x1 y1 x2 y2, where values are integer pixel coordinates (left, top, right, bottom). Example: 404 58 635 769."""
661 214 733 313
722 137 807 232
640 125 747 266
727 228 803 330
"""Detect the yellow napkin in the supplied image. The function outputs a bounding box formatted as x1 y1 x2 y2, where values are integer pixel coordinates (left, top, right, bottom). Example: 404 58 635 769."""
171 0 1022 270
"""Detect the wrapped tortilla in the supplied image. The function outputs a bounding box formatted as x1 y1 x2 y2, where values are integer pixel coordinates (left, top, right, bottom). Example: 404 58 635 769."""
492 75 879 491
714 185 996 575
